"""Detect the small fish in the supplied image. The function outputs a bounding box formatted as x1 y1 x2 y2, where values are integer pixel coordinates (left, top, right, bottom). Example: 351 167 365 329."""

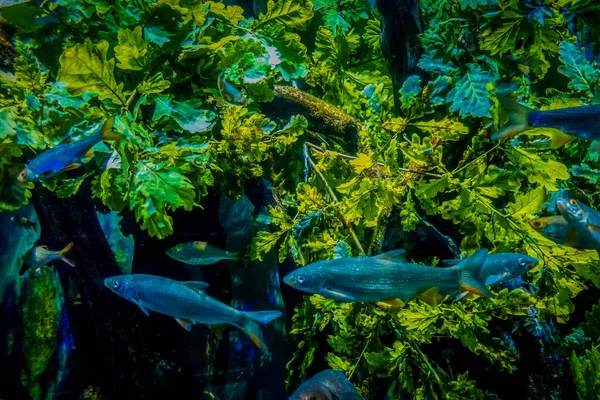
18 117 122 182
105 149 121 170
443 253 538 301
0 0 30 7
104 274 281 354
166 241 240 266
218 71 247 105
290 369 362 400
24 242 75 269
283 249 490 305
493 95 600 148
10 215 37 231
556 195 600 254
529 215 596 249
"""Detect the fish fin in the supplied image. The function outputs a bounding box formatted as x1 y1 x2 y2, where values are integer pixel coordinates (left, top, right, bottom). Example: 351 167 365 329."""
240 318 271 354
245 310 282 325
455 291 471 301
564 229 579 246
587 223 600 233
62 163 82 171
39 245 48 249
373 249 408 263
193 241 208 250
83 146 95 161
492 95 531 140
379 298 405 309
550 131 576 149
99 116 123 141
417 288 444 306
58 242 75 267
59 136 73 145
441 258 461 267
456 249 492 297
175 318 193 331
321 288 356 302
133 298 150 316
207 324 225 339
183 281 209 292
484 274 505 286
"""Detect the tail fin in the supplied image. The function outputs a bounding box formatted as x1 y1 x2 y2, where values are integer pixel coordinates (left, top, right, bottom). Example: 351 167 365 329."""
492 96 531 141
455 249 491 298
99 117 123 141
58 242 75 267
240 310 282 354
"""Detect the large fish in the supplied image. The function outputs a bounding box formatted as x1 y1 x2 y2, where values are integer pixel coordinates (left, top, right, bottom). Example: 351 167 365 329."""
283 249 490 304
18 117 122 182
443 252 538 301
166 241 239 266
556 195 600 255
290 369 362 400
104 274 281 354
529 215 596 249
493 96 600 148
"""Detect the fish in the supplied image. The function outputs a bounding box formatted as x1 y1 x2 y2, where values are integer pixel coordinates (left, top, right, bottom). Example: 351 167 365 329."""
17 117 122 182
166 241 240 266
290 369 362 400
529 215 596 249
283 248 490 305
104 274 282 354
443 253 538 301
556 195 600 255
24 242 75 269
10 215 37 231
492 95 600 148
218 71 247 105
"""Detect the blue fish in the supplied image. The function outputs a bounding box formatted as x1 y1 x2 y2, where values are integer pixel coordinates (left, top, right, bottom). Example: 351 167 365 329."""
18 117 122 182
283 249 490 305
104 274 281 354
289 370 362 400
556 194 600 256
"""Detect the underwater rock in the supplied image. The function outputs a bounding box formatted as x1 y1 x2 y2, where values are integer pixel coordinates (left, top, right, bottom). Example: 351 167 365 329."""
96 210 134 274
20 265 73 400
0 202 40 303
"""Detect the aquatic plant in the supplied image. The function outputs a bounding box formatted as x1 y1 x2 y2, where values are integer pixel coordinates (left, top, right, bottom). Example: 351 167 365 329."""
1 0 600 398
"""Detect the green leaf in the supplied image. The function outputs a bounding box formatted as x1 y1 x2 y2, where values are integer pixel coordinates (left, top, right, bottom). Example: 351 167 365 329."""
254 0 314 30
56 174 91 199
129 162 196 239
114 26 149 71
460 0 489 10
446 64 494 118
506 186 547 221
144 26 174 48
57 39 126 105
507 147 570 191
558 41 600 93
153 96 216 133
322 9 351 37
138 72 170 95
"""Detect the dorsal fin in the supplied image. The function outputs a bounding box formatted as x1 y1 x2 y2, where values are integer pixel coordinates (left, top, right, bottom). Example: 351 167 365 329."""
184 281 209 292
442 258 461 266
373 249 407 263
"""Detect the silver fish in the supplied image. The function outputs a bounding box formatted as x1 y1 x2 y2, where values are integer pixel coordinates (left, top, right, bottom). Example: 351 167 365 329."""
166 241 239 266
290 369 362 400
104 274 281 354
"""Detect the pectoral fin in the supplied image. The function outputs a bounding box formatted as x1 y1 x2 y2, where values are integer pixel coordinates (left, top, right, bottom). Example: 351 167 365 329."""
417 288 444 306
83 146 95 161
442 259 461 267
455 291 471 301
320 288 356 302
175 318 193 331
133 298 150 316
484 274 506 286
62 163 82 172
374 249 408 263
587 223 600 234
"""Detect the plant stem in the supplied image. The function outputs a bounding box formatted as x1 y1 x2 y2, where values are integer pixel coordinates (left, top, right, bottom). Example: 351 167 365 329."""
304 144 365 254
306 142 443 178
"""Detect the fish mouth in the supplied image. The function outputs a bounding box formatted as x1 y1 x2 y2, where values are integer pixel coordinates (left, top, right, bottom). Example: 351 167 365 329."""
16 174 27 183
283 273 295 287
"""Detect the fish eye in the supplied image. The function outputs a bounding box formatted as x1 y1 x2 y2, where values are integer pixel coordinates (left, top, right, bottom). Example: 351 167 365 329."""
297 275 306 284
532 221 541 228
569 199 577 205
518 258 526 267
112 280 121 289
19 171 25 176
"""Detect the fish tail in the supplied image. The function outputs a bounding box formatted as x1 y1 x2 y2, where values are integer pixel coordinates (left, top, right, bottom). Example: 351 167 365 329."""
456 249 491 298
99 116 123 141
492 95 531 141
240 310 282 354
58 242 75 267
